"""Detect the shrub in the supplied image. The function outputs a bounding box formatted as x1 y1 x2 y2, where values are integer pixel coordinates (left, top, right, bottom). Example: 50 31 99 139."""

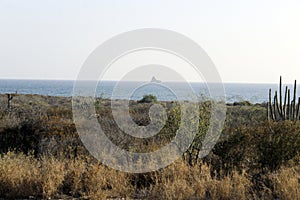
233 101 252 106
257 121 300 170
213 121 300 172
137 94 157 103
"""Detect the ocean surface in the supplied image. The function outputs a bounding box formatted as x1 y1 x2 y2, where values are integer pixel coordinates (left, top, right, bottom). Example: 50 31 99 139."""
0 79 299 103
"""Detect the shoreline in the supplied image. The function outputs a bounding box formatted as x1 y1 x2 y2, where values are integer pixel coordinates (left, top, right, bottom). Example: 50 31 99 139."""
0 93 266 105
1 79 291 103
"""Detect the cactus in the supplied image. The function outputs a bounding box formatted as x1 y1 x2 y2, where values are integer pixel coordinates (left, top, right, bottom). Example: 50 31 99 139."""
287 89 290 120
268 89 275 120
268 76 299 121
274 91 279 119
283 86 288 119
293 80 297 120
296 97 300 120
7 94 13 110
279 77 283 117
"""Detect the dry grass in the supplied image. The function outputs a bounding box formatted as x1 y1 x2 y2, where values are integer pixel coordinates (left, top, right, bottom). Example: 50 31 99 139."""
270 163 300 200
150 161 252 199
1 151 299 199
0 152 41 198
0 151 134 199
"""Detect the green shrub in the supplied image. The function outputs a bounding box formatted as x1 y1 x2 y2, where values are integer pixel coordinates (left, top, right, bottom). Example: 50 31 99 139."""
233 101 252 106
257 121 300 170
212 121 300 172
137 94 158 103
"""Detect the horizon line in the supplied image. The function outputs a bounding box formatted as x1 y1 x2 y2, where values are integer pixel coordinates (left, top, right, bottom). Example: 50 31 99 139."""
0 77 298 85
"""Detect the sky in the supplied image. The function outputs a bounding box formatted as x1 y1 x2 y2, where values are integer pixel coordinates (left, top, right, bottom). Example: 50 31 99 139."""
0 0 299 83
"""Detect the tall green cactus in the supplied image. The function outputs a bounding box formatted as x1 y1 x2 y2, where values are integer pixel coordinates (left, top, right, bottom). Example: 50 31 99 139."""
293 80 297 120
268 76 299 121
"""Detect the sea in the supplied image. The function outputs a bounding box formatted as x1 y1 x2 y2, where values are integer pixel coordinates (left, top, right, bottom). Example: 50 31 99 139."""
0 79 299 103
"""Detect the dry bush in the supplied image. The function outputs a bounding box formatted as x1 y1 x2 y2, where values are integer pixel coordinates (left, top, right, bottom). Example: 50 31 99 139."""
205 170 251 200
270 164 300 200
0 152 41 198
82 164 134 199
158 161 208 199
0 152 134 199
148 160 252 200
0 152 69 199
1 152 300 199
62 158 86 197
0 152 66 199
40 157 66 197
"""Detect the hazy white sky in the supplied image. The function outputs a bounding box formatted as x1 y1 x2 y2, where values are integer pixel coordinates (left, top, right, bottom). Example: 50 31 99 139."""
0 0 299 83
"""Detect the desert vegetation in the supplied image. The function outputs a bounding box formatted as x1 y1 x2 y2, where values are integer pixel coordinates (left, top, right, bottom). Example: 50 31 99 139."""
0 93 300 199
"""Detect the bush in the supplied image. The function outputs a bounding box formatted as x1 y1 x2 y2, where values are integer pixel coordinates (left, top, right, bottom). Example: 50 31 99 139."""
137 94 157 103
212 121 300 172
233 101 252 106
257 121 300 170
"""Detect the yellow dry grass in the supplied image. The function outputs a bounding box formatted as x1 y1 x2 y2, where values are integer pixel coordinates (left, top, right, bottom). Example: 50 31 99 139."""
1 151 299 199
271 163 300 200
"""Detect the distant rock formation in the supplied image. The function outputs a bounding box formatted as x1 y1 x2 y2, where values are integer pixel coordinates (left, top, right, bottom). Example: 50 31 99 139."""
150 76 161 83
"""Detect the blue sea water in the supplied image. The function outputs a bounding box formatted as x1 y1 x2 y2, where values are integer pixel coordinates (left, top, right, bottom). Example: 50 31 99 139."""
0 79 299 103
